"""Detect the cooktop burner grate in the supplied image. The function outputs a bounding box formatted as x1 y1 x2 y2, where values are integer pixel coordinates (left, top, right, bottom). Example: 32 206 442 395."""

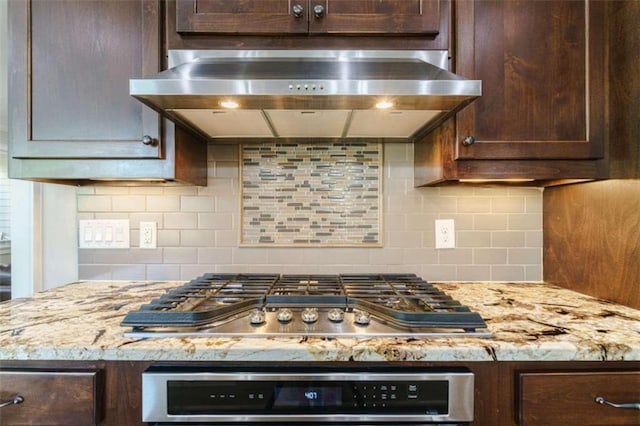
121 273 490 337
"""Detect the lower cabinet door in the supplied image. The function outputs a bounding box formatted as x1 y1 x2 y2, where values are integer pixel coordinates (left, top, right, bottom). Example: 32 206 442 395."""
518 370 640 425
0 370 101 425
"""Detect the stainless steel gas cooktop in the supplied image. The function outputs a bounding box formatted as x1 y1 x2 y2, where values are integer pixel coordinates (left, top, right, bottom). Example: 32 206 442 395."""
121 273 491 338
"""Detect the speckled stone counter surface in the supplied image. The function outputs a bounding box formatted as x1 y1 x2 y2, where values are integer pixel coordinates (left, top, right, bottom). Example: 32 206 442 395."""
1 281 639 362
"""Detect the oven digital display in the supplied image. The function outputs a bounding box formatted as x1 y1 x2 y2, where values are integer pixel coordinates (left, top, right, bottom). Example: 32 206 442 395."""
273 385 342 408
166 379 449 415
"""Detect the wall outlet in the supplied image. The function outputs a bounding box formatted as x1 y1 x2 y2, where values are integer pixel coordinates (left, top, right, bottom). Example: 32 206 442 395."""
79 219 130 249
435 219 455 249
139 221 157 249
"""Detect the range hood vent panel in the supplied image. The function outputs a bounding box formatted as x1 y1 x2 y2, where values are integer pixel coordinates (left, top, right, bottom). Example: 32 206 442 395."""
131 50 481 143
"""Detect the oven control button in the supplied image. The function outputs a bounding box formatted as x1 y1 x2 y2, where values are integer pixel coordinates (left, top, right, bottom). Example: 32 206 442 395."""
249 309 266 325
354 310 371 325
277 308 293 323
327 308 345 322
301 308 319 323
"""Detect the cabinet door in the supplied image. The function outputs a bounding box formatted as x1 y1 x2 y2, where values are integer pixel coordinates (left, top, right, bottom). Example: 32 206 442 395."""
309 0 440 35
175 0 308 34
519 370 640 425
454 0 606 160
9 0 162 159
0 370 101 425
175 0 441 36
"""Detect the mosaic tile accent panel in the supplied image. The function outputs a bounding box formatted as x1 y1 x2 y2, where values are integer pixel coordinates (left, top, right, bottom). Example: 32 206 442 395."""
241 143 382 246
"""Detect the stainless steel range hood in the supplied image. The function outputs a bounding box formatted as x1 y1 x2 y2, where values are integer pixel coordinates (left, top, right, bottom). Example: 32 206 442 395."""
130 50 481 143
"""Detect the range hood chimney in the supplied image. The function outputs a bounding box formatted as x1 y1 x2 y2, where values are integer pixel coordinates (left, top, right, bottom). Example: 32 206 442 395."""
130 50 481 143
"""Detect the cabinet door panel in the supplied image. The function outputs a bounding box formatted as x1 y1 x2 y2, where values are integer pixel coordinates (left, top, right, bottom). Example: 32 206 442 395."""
519 371 640 425
310 0 440 35
0 370 101 425
455 0 605 160
9 0 161 159
176 0 308 34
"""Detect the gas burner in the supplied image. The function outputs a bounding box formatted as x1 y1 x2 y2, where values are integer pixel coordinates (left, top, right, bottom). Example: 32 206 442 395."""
121 273 491 338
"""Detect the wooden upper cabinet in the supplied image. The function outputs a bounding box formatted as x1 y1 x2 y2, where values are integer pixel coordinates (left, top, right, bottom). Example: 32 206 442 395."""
175 0 441 35
176 0 308 34
454 0 606 160
9 0 162 160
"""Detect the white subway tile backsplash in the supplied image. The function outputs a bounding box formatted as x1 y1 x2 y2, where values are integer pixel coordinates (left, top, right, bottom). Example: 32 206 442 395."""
76 143 543 283
163 247 198 264
164 212 198 229
181 196 215 212
157 230 180 246
78 195 111 212
112 195 145 212
508 248 542 265
491 265 525 281
198 248 232 265
474 248 508 265
146 264 180 281
492 231 526 247
112 264 146 280
491 197 525 213
457 265 491 281
458 231 491 248
509 213 543 230
180 230 216 247
198 213 233 230
147 195 180 212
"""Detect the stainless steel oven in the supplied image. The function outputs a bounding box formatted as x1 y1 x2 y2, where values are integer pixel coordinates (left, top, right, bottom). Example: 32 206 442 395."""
141 364 474 424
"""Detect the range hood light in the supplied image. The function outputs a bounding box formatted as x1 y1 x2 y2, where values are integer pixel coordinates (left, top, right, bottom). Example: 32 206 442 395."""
375 101 394 109
220 100 239 109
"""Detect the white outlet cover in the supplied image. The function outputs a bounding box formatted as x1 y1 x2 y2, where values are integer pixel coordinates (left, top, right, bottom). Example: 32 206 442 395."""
139 221 157 249
435 219 455 249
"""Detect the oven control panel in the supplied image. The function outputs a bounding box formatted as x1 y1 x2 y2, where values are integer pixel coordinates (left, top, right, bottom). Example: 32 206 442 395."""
141 365 474 423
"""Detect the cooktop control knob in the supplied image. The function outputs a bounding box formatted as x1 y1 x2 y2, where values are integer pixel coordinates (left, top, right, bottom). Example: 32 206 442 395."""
301 308 319 323
249 309 266 325
277 308 293 323
354 310 371 326
327 308 345 322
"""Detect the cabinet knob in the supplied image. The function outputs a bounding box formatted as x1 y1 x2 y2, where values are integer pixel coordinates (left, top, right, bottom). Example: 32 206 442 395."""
292 4 304 18
142 135 158 147
313 4 325 18
0 395 24 409
462 136 475 146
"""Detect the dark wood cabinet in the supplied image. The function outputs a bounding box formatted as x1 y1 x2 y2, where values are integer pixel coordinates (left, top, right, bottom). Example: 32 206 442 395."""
0 369 102 425
0 360 638 425
8 0 206 185
175 0 441 36
518 370 640 425
415 0 609 185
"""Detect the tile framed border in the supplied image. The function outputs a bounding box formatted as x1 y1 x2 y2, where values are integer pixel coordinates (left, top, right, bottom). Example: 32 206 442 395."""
240 142 383 247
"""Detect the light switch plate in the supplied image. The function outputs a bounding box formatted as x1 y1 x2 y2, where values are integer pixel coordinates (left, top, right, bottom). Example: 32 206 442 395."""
435 219 455 249
79 219 130 249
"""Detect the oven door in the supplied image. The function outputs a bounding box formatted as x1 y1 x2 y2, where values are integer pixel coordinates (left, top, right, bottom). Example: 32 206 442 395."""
141 365 474 424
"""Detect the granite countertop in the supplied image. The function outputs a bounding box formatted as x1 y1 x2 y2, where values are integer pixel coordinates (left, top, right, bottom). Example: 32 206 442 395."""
1 280 639 362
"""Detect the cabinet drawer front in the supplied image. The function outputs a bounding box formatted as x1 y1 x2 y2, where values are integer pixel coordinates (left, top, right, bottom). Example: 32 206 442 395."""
0 370 101 426
519 371 640 425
